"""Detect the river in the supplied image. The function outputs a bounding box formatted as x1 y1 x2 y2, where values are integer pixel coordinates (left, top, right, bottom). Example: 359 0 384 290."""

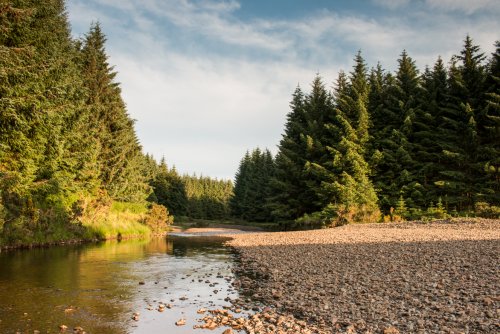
0 234 245 334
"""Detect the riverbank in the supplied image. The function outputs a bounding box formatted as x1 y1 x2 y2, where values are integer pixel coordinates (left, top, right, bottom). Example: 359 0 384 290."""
226 218 500 333
0 201 159 251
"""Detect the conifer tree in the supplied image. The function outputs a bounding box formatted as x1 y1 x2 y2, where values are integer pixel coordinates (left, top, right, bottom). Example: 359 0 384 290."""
412 58 447 206
301 76 333 212
371 51 422 211
0 0 95 237
80 23 149 202
230 151 251 218
347 51 370 149
476 41 500 205
319 70 379 224
231 148 275 222
269 86 310 221
437 36 486 210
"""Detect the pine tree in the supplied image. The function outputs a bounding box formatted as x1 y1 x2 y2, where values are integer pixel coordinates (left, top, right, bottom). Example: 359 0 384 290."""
0 0 96 238
231 148 275 222
347 51 370 148
371 51 422 211
301 76 333 212
412 58 447 206
268 86 311 221
477 41 500 205
318 69 379 224
436 36 486 211
80 22 149 202
230 151 251 219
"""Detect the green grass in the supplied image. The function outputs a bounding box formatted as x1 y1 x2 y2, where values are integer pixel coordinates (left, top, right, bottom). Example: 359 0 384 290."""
110 201 149 214
82 201 151 240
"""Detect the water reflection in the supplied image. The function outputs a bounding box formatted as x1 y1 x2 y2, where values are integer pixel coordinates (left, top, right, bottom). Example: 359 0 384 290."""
0 235 237 334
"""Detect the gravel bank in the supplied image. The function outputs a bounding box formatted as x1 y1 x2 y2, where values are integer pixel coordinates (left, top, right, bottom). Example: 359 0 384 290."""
227 219 500 333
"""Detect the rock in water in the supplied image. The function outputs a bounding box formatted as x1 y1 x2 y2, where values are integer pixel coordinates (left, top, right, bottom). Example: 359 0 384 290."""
175 318 186 326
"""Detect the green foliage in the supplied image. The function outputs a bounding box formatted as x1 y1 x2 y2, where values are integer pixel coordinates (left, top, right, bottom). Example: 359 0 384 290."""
231 148 275 222
239 38 498 227
148 159 188 216
475 202 500 218
183 174 233 220
143 203 173 234
0 1 151 246
146 157 233 221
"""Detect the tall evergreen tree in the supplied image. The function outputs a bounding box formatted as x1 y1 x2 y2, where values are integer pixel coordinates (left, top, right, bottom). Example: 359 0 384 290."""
347 51 370 149
413 58 448 204
80 23 149 202
477 41 500 204
371 51 422 211
436 36 486 211
231 148 275 222
318 69 379 224
0 0 95 238
268 86 311 221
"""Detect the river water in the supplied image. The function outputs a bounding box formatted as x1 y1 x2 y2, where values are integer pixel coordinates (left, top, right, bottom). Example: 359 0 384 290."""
0 235 243 334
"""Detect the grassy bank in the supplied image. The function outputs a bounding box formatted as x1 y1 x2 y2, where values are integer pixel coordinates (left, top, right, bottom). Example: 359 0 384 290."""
0 201 164 250
80 201 152 240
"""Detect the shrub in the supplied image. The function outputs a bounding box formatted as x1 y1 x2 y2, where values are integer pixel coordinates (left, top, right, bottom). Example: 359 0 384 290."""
144 203 173 234
475 202 500 219
296 203 380 228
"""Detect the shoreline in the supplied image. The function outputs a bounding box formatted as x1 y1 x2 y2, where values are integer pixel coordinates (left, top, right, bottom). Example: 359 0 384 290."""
0 231 170 253
224 218 500 333
1 219 498 333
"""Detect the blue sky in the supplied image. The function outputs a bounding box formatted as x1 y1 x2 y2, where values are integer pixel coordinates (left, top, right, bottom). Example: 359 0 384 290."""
67 0 500 180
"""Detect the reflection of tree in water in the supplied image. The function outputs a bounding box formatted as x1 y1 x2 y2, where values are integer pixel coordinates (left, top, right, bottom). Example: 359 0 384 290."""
143 237 174 254
170 236 230 257
0 238 174 334
0 236 234 333
0 244 130 333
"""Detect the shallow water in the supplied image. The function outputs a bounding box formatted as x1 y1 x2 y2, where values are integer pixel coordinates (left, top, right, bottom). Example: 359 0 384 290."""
0 235 241 334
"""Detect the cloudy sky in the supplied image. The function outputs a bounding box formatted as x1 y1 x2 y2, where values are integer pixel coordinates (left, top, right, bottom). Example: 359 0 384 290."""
67 0 499 180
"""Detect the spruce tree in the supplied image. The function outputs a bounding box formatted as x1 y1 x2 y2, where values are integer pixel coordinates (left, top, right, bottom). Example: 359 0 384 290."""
230 151 251 219
476 41 500 205
231 148 275 222
80 23 149 202
319 70 379 224
0 0 96 238
268 86 310 221
437 36 486 211
371 51 422 211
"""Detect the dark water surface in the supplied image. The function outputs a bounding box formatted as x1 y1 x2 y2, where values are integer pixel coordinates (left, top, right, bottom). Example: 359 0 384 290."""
0 235 241 334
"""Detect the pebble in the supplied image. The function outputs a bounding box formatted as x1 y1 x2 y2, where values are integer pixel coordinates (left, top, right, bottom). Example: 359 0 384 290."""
227 219 500 333
175 318 186 326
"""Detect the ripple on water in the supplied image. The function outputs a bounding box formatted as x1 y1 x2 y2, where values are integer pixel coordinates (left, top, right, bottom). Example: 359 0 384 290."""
0 235 245 334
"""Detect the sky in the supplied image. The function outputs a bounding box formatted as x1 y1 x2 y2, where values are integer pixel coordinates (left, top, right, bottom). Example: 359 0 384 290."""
66 0 500 180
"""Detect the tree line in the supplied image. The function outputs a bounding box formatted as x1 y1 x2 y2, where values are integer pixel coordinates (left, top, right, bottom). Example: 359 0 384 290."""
232 36 499 226
0 0 232 245
146 155 233 221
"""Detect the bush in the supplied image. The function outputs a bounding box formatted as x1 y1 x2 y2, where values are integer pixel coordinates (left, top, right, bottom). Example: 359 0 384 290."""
475 202 500 218
296 203 380 228
144 203 173 234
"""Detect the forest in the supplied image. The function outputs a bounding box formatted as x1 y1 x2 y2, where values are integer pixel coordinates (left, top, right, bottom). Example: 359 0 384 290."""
0 0 232 246
1 1 498 247
231 38 500 226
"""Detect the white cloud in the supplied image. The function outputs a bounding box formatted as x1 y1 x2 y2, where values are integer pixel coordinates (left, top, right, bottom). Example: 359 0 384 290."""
425 0 500 14
67 0 499 179
372 0 410 10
